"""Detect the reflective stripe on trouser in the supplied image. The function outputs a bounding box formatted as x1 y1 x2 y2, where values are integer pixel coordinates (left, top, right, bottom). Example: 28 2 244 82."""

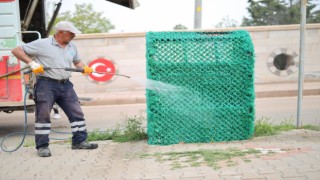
70 121 87 140
34 79 87 149
35 123 51 149
35 123 51 134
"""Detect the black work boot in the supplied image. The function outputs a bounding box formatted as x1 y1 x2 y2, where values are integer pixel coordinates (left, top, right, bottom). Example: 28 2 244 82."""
72 141 98 150
37 147 51 157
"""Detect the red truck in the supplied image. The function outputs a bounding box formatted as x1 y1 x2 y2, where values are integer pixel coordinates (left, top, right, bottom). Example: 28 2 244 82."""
0 0 138 113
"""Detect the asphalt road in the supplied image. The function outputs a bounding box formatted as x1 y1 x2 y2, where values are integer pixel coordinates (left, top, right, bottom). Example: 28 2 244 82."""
1 96 319 140
255 95 320 126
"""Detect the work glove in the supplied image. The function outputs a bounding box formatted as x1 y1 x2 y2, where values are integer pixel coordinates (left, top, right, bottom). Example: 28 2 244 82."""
28 61 44 74
82 66 93 75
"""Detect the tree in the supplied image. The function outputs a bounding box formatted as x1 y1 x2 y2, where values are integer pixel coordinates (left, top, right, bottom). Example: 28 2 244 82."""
173 24 188 30
308 1 320 23
215 16 239 28
242 0 320 26
54 3 115 34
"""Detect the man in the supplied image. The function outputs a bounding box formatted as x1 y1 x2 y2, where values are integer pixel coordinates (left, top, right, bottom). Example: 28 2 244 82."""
11 21 98 157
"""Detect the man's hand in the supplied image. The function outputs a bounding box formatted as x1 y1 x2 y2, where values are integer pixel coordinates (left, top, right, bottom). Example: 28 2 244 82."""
28 61 44 74
82 66 93 75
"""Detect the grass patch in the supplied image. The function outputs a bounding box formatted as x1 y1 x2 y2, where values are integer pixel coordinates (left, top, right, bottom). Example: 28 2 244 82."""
254 117 277 137
22 115 320 147
87 129 115 141
23 138 35 147
87 114 320 142
254 116 320 137
301 125 320 131
274 118 296 131
140 148 261 170
87 112 147 143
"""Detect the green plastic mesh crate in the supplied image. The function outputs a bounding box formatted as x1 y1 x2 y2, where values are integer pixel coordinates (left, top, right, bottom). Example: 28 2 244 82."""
146 30 255 145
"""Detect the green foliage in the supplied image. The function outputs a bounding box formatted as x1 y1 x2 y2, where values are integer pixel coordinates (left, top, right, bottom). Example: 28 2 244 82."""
173 24 188 30
23 115 320 147
87 129 115 141
253 116 320 137
274 118 296 131
141 148 261 170
87 113 147 142
301 125 320 131
254 117 277 137
113 115 148 142
23 138 35 147
242 0 320 26
215 16 239 28
54 3 115 34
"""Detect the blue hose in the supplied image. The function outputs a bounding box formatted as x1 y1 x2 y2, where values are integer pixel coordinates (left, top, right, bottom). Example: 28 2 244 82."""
0 85 71 152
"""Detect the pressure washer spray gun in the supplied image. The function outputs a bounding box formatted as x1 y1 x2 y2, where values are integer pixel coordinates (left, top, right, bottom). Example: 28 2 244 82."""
0 66 131 153
23 67 131 78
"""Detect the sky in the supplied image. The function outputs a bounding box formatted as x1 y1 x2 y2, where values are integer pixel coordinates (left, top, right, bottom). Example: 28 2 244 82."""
48 0 249 33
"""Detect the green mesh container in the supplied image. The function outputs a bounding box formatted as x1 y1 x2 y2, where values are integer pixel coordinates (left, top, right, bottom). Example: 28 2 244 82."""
146 30 255 145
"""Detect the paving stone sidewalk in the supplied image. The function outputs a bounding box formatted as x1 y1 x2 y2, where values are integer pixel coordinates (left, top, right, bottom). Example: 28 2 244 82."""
1 129 320 180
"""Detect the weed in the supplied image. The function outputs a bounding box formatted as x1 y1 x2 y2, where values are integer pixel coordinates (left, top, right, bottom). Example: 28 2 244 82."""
140 148 261 170
23 138 35 147
254 117 277 137
88 112 147 142
274 117 295 131
20 115 320 147
113 115 148 142
254 116 320 137
87 129 114 141
301 125 320 131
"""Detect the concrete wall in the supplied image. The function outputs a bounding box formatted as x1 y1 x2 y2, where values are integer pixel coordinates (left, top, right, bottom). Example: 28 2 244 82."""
71 24 320 93
246 24 320 83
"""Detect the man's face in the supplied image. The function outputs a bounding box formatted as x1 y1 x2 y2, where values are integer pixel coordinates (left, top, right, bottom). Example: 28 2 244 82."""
61 31 75 43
